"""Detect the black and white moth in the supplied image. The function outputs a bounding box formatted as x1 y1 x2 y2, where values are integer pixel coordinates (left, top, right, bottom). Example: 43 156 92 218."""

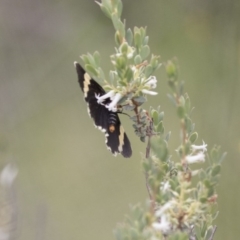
74 62 132 158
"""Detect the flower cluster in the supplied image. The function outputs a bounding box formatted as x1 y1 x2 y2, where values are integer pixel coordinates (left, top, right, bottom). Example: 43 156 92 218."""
186 141 207 164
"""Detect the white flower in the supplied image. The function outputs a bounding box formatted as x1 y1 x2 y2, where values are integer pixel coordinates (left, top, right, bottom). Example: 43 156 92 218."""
191 141 207 152
145 76 157 89
0 164 18 187
95 90 115 104
141 89 158 95
106 93 122 112
160 181 170 193
152 214 171 234
186 151 205 164
155 201 174 217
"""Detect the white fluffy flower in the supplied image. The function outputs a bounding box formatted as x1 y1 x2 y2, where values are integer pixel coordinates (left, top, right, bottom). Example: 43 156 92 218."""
152 214 171 234
95 90 115 104
141 76 158 95
186 151 205 164
144 76 157 89
155 202 174 217
106 93 122 112
191 141 207 152
160 181 170 193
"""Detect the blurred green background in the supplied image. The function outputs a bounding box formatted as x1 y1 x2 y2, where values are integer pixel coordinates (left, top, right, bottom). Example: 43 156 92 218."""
0 0 239 239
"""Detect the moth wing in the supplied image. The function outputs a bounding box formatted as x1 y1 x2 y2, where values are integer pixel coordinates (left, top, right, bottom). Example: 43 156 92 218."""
74 62 108 129
106 113 132 158
74 62 132 158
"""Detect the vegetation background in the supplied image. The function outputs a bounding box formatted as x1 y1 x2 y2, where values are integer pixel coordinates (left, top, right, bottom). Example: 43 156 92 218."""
1 0 239 239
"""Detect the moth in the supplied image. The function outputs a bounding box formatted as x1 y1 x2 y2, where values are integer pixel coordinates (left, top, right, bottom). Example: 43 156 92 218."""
74 62 132 158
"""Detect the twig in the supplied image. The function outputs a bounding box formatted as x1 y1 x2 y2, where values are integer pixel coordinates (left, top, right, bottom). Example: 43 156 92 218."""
208 226 217 240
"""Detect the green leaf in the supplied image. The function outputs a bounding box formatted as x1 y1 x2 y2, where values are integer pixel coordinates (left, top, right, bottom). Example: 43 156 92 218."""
116 56 126 69
151 138 168 161
115 31 122 46
150 55 159 69
117 0 123 17
98 4 111 19
134 31 141 49
156 121 164 134
179 80 184 96
189 132 198 143
81 54 90 65
152 110 159 125
124 67 133 82
185 117 193 133
140 45 150 60
177 106 185 119
98 68 105 80
120 42 128 54
158 111 164 121
123 105 135 111
208 186 214 197
211 165 221 176
87 53 97 67
132 96 146 105
184 142 191 155
93 51 100 67
140 136 145 142
143 36 149 45
134 55 142 65
211 147 218 162
204 179 211 188
139 27 146 39
85 64 98 77
144 65 153 78
218 152 227 164
166 60 177 79
165 131 171 141
167 94 177 106
126 28 133 45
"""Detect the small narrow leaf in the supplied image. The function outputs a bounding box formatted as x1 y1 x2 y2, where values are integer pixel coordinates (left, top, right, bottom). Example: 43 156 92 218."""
189 132 198 143
134 31 141 49
117 0 123 17
167 93 177 106
143 36 149 45
152 110 159 125
126 28 133 45
158 111 164 121
218 152 227 164
156 121 164 134
93 51 100 66
165 131 171 141
211 165 221 176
